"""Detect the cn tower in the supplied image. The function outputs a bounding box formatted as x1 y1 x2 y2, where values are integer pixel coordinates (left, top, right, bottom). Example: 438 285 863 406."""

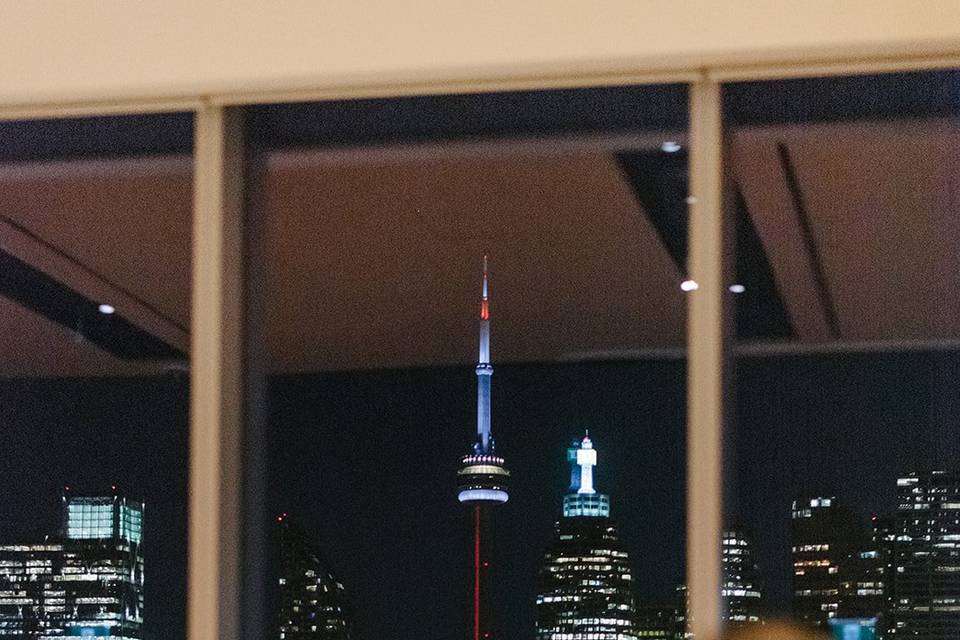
456 256 510 640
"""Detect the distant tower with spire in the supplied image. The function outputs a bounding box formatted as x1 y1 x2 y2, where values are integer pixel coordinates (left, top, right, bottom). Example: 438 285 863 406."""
457 256 510 640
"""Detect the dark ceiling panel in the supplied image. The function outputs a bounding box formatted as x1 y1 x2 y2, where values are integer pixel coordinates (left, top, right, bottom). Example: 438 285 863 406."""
733 189 793 341
724 70 960 126
0 113 193 163
249 84 688 149
0 249 184 361
616 150 793 340
616 149 688 269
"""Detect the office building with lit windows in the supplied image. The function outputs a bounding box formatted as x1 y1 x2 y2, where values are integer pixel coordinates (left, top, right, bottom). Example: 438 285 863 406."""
791 496 885 638
871 515 897 638
791 496 860 627
836 539 885 639
721 526 763 626
888 470 960 640
672 585 691 640
635 604 679 640
277 515 351 640
670 526 762 638
535 434 640 640
0 490 144 639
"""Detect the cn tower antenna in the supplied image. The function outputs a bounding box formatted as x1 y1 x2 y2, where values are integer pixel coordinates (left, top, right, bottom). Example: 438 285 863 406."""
476 255 492 449
457 255 511 640
480 254 490 322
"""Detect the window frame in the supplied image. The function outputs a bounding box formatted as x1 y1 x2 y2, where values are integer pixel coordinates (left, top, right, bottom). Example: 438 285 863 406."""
2 53 958 640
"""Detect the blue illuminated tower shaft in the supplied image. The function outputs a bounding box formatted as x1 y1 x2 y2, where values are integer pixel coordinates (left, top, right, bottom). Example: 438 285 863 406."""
476 256 492 452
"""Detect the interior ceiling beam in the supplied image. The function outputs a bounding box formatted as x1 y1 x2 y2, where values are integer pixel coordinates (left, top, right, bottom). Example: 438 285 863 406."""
731 130 835 341
266 129 684 166
0 214 189 356
775 141 841 339
559 337 960 363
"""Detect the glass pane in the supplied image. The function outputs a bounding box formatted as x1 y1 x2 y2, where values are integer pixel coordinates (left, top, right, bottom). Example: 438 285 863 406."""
247 85 690 639
724 70 960 640
0 113 193 639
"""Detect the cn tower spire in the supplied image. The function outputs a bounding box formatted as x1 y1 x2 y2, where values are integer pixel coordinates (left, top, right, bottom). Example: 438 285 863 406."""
457 256 511 640
476 255 493 452
481 255 490 321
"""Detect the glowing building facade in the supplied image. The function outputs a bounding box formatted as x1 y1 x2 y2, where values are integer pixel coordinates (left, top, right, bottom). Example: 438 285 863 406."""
456 257 510 640
888 470 960 640
277 515 351 640
536 435 640 640
0 491 145 639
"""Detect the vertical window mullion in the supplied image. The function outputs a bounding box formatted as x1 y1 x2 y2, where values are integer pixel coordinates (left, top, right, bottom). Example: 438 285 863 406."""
188 104 246 640
686 75 727 640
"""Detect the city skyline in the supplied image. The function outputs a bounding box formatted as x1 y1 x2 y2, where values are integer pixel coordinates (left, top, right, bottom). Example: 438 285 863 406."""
4 467 951 640
1 348 957 638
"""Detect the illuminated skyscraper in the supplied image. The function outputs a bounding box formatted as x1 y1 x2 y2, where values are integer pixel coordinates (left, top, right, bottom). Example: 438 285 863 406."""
721 525 763 626
871 515 896 638
456 256 510 640
889 470 960 640
0 489 144 639
635 604 680 640
535 434 640 640
277 515 351 640
670 525 762 638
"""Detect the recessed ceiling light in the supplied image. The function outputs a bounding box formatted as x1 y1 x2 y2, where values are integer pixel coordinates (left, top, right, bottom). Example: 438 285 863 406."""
661 141 681 153
729 284 746 294
680 279 699 292
98 303 116 315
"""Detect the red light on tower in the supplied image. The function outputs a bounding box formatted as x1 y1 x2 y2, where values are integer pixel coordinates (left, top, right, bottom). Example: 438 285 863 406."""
480 255 490 321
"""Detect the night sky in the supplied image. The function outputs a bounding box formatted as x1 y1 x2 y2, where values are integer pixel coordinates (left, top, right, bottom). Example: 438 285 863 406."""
0 351 957 639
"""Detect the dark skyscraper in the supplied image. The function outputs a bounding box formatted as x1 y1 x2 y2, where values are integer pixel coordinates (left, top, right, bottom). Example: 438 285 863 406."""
456 257 510 640
889 470 960 640
535 434 640 640
791 496 860 627
277 515 351 640
0 490 145 638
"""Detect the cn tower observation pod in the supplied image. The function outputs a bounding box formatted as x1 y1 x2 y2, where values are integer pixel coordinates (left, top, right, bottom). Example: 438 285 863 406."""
457 256 511 505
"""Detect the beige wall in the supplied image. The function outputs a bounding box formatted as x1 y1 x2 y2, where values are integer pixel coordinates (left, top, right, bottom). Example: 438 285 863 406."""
3 1 960 108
